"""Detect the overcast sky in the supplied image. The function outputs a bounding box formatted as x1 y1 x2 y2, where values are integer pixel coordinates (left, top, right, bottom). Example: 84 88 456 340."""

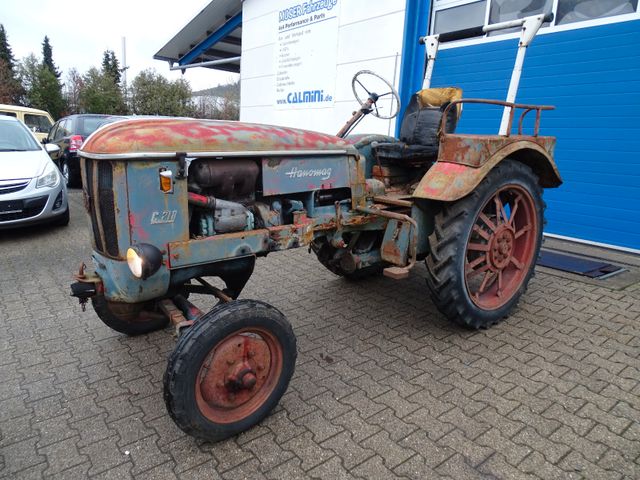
1 0 237 92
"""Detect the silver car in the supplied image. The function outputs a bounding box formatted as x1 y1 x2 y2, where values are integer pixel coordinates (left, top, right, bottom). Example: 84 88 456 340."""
0 115 69 228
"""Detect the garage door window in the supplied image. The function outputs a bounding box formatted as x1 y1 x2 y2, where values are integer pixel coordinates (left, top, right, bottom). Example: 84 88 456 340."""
431 0 639 39
557 0 638 25
433 1 487 34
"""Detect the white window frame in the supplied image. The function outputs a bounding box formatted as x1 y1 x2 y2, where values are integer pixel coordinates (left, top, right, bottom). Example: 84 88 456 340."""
429 0 640 50
429 0 489 35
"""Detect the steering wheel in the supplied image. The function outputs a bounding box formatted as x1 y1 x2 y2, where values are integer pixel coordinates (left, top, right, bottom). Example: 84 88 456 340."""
351 70 401 120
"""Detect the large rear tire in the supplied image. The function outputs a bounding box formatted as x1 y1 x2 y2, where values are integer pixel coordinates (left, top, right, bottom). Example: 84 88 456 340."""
425 160 544 329
164 300 296 442
91 295 169 335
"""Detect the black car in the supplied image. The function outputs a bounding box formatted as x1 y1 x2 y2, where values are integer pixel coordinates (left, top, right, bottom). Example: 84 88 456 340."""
46 114 125 187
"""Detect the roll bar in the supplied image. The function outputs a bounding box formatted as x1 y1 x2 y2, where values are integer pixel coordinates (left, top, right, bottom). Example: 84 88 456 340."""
420 12 554 135
439 99 555 137
426 12 554 44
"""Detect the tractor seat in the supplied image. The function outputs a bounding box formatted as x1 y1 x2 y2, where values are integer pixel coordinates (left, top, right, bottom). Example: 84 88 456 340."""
374 87 462 163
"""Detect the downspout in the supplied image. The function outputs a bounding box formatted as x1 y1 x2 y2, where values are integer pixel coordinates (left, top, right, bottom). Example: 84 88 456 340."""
396 0 431 137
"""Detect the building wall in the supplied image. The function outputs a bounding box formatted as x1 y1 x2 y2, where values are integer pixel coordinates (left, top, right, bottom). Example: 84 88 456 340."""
240 0 640 250
430 19 640 250
241 0 406 136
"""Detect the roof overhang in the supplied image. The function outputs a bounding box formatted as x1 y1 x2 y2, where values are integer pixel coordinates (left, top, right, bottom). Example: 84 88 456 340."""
154 0 243 73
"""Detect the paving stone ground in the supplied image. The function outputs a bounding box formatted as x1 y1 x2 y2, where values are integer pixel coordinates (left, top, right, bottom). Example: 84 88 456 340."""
1 190 639 479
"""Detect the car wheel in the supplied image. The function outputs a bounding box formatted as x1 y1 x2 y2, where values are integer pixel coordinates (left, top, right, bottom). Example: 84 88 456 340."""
53 206 70 227
61 160 72 188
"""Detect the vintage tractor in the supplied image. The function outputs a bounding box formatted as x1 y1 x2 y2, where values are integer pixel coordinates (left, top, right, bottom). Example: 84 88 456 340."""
70 13 560 441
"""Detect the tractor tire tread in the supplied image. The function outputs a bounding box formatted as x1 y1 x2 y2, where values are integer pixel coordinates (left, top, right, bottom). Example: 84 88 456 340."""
164 300 296 442
425 160 544 329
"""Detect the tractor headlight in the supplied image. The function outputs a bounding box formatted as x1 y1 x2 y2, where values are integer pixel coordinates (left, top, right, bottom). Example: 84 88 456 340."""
126 243 163 279
36 162 60 189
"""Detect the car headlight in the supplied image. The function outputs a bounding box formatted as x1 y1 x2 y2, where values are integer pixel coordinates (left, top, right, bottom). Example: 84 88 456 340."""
36 162 60 189
127 243 164 279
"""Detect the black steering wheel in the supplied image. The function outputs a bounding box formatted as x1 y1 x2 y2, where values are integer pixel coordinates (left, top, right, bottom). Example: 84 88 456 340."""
351 70 400 120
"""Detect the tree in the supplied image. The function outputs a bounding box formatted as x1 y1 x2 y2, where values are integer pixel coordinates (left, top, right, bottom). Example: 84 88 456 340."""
64 68 84 114
35 67 66 118
101 50 121 86
192 80 240 120
18 54 66 118
0 24 23 103
17 54 39 97
213 81 240 120
0 24 16 69
79 67 126 114
18 58 66 118
130 69 194 116
42 36 61 78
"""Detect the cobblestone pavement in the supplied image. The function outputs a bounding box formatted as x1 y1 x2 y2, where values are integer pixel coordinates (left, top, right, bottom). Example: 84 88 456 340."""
1 190 639 480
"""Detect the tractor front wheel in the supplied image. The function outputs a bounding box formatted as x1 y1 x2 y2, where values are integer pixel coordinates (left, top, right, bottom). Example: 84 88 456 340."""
91 295 169 335
163 300 296 442
425 160 544 329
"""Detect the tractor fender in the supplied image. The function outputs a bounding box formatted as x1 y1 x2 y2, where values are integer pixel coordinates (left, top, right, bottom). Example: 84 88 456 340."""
412 140 562 202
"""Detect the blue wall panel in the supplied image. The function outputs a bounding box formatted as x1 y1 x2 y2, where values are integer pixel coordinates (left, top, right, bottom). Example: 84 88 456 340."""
427 20 640 250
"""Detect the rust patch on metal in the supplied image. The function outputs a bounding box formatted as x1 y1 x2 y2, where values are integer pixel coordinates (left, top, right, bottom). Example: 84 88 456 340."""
267 213 313 251
438 134 556 168
82 118 352 156
382 239 403 264
416 138 561 202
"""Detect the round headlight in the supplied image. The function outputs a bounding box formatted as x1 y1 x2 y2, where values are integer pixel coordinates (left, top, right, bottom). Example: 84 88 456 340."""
126 244 163 279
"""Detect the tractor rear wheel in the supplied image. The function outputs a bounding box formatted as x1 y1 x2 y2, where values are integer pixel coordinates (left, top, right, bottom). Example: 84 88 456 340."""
163 300 296 442
91 295 169 335
425 160 544 329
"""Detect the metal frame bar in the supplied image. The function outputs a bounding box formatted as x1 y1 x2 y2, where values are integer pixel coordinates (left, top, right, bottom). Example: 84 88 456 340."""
178 12 242 66
170 56 241 71
439 98 554 137
421 13 551 135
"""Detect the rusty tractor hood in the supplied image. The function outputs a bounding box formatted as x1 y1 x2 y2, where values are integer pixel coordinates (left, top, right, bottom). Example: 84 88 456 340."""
80 118 354 159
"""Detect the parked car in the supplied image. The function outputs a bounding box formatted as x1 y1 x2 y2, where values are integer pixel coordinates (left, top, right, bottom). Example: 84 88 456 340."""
46 114 125 187
0 115 69 229
0 104 55 143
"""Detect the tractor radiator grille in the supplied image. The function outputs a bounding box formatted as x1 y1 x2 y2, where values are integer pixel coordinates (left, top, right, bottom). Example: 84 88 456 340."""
85 159 119 258
98 162 119 257
85 159 104 253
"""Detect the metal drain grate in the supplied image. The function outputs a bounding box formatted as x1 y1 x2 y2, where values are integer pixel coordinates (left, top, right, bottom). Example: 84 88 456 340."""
538 250 625 279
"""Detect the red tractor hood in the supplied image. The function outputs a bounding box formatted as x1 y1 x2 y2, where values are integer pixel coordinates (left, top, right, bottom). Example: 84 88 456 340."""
80 118 352 157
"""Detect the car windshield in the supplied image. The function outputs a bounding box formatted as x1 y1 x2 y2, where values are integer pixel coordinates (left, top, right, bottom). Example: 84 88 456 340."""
79 116 123 136
0 120 41 152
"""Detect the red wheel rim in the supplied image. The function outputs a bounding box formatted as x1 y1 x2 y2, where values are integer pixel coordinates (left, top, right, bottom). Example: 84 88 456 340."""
464 185 538 310
195 327 283 424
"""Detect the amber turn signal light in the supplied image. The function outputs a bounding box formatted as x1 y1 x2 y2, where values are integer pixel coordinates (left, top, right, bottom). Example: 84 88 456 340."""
159 168 173 193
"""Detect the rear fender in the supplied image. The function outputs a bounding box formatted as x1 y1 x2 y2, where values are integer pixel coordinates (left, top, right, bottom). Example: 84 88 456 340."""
413 140 562 202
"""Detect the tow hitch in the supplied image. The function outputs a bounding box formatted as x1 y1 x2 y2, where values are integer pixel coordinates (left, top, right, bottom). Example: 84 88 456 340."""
70 262 100 311
70 282 97 311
